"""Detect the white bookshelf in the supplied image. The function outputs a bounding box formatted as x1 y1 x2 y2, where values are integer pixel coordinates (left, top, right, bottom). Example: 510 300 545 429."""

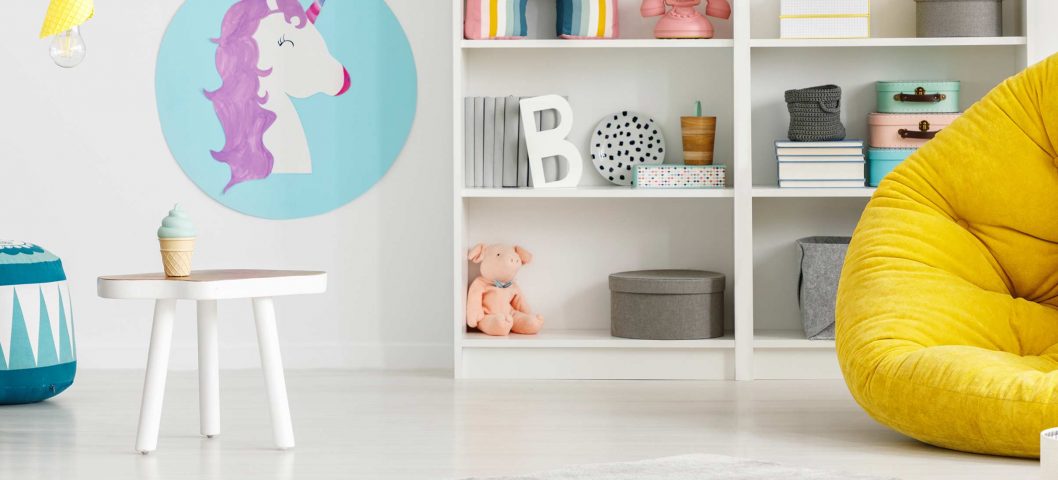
453 0 1055 380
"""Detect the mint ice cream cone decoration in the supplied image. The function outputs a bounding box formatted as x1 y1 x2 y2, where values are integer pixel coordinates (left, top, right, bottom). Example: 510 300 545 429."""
158 204 196 277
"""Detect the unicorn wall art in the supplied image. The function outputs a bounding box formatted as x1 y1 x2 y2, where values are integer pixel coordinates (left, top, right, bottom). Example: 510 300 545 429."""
205 0 351 192
156 0 417 219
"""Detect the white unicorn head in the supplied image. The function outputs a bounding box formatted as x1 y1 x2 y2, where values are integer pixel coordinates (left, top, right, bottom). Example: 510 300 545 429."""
205 0 350 192
256 0 350 99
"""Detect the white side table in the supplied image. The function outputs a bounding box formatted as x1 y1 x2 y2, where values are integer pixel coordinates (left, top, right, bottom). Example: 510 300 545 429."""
97 269 327 453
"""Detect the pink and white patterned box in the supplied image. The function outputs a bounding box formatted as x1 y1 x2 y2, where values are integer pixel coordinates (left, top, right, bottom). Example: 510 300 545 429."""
633 165 726 189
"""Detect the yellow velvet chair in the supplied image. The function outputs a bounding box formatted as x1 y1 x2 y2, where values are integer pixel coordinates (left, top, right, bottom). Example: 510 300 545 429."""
837 54 1058 458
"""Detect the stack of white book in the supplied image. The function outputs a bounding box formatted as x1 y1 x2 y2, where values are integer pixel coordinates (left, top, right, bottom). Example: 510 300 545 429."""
464 96 528 188
776 140 865 188
780 0 870 39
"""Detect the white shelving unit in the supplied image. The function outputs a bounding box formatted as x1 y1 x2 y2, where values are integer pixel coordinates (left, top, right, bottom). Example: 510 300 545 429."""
453 0 1056 380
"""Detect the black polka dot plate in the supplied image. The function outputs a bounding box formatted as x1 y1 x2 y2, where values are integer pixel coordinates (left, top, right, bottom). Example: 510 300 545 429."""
590 111 666 186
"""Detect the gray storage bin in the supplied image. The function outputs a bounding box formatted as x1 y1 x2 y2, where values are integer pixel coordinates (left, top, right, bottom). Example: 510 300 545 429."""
916 0 1002 38
797 237 851 341
609 270 725 340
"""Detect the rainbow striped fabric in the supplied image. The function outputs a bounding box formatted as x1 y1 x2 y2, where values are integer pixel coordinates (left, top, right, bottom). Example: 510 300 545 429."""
464 0 529 40
557 0 620 39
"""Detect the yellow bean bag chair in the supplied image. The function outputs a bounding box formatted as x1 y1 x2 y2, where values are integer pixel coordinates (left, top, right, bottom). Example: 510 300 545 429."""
837 54 1058 459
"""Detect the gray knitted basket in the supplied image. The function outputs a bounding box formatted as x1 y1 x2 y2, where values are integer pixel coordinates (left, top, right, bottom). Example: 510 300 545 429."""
785 85 846 142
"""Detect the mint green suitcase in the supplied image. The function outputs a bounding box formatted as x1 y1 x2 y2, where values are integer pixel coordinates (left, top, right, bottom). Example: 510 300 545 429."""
868 148 916 187
876 81 960 114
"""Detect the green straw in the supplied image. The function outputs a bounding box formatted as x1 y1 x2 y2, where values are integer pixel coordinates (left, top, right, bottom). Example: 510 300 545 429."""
694 100 702 117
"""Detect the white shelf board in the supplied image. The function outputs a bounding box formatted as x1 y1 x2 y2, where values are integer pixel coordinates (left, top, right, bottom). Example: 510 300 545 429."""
752 186 875 198
750 37 1027 48
462 329 735 349
754 330 835 349
462 187 734 199
462 39 734 49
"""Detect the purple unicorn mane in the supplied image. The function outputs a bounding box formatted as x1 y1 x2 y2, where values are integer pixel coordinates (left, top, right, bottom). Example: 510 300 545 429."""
204 0 308 193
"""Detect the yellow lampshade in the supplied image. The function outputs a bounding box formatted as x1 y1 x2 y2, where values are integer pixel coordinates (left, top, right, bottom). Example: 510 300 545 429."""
40 0 94 39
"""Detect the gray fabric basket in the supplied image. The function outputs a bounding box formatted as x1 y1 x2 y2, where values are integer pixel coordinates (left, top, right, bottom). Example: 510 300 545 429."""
609 270 725 340
785 85 846 142
797 237 851 341
916 0 1002 38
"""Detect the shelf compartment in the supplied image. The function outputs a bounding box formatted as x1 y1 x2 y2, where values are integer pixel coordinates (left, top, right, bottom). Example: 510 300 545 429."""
462 187 734 199
462 48 735 188
462 39 734 49
752 187 876 198
464 199 735 336
749 46 1019 188
463 329 735 349
754 330 834 349
750 37 1026 49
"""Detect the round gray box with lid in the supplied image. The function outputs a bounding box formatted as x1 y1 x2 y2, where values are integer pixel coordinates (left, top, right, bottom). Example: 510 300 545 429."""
916 0 1002 38
609 270 725 340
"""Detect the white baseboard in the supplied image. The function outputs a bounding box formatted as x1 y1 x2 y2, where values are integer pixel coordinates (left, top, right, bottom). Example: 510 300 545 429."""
75 343 451 370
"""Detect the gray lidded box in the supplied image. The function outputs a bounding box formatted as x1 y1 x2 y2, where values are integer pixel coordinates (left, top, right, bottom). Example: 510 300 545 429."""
797 237 851 341
609 270 725 340
916 0 1002 38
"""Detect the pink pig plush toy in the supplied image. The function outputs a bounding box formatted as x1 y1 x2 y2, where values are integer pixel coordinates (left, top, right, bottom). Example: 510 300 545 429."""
466 244 544 336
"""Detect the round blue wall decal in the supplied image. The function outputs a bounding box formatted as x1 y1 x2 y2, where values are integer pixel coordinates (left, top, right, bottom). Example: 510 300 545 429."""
156 0 417 219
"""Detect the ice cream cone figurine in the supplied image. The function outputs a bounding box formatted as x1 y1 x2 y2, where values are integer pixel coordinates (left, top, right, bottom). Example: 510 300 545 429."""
40 0 93 68
157 204 197 278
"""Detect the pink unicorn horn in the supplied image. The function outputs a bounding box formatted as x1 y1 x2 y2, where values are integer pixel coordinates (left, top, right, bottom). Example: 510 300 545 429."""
307 0 326 23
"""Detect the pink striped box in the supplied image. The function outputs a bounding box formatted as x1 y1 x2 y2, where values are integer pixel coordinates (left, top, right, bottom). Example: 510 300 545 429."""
633 165 726 189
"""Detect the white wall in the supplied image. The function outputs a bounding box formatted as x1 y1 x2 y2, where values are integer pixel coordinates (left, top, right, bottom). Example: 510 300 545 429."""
0 1 453 370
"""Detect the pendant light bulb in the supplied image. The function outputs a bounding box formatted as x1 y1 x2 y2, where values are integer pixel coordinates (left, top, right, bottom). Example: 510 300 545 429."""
50 27 86 68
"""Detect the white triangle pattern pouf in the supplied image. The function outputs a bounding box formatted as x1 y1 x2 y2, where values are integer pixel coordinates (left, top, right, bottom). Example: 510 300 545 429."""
0 240 76 404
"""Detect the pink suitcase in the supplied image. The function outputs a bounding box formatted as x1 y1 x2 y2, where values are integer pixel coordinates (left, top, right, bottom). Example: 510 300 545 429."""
868 113 960 148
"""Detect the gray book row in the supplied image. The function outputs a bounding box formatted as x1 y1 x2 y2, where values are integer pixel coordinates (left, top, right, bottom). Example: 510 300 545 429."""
463 96 562 188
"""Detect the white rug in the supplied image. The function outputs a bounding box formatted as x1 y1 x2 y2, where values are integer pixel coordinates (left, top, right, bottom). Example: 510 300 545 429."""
463 454 896 480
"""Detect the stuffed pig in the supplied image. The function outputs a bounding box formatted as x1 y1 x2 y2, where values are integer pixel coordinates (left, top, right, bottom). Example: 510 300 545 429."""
466 244 544 336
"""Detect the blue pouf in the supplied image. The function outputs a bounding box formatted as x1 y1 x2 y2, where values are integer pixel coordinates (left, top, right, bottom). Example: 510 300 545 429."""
0 240 76 404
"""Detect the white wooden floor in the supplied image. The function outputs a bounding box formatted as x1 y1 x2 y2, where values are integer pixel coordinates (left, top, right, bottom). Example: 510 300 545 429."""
0 370 1038 480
